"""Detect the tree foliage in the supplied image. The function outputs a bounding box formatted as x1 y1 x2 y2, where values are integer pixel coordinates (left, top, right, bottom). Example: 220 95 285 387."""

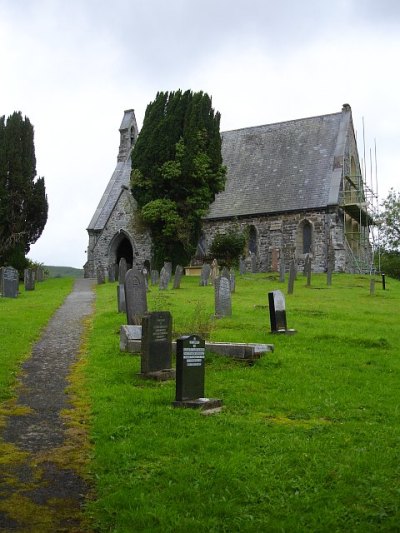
0 112 48 269
379 188 400 252
209 230 246 268
131 90 226 268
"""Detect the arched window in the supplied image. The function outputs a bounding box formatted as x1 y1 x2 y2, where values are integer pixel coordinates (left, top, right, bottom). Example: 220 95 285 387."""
248 225 257 255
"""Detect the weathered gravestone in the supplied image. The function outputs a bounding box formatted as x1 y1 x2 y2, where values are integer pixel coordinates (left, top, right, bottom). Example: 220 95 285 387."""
140 311 174 380
124 267 147 325
159 265 170 290
210 259 219 285
24 268 35 291
288 259 296 295
151 270 159 285
36 267 44 282
173 334 222 411
199 264 211 286
119 258 128 283
108 264 116 283
239 257 246 275
1 266 19 298
96 266 105 284
268 290 296 334
173 265 184 289
304 255 312 286
117 258 128 313
214 275 232 317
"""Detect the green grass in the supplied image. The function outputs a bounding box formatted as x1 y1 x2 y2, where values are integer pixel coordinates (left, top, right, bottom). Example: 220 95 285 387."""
0 278 74 401
85 273 400 532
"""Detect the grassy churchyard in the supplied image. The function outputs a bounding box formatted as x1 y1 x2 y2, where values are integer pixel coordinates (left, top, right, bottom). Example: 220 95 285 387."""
1 273 400 531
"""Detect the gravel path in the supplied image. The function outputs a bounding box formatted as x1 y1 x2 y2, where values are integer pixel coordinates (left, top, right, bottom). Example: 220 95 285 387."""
0 278 95 532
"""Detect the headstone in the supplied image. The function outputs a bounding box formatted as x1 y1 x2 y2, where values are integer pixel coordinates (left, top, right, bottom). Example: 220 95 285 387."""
118 258 128 285
271 248 279 272
239 257 246 275
24 268 35 291
164 262 173 279
159 265 170 290
279 254 285 283
199 264 211 286
210 259 219 285
36 267 44 282
221 266 230 279
173 265 183 289
124 267 148 325
108 264 116 283
142 267 149 291
251 254 257 273
140 311 174 380
173 335 222 411
117 284 126 313
305 255 312 286
96 266 105 284
1 266 19 298
229 269 235 293
215 275 232 317
370 278 375 295
151 270 159 285
268 290 296 334
288 260 296 294
382 273 386 290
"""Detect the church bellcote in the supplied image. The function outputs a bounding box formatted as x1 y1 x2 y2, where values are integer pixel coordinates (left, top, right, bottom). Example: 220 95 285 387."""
117 109 138 162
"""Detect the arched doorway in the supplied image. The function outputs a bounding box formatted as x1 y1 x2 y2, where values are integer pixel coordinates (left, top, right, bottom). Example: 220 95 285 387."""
116 237 133 267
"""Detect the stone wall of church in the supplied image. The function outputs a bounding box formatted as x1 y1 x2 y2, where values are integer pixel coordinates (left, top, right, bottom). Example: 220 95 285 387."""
84 190 152 278
203 208 347 273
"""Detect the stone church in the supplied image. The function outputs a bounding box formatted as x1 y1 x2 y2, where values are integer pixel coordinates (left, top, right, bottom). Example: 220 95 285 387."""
84 104 373 278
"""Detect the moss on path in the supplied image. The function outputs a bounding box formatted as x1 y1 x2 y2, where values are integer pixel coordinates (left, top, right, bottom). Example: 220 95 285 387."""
0 279 95 532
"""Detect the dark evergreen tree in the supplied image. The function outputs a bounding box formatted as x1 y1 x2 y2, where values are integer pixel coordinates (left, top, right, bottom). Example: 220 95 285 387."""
131 90 226 268
0 112 48 269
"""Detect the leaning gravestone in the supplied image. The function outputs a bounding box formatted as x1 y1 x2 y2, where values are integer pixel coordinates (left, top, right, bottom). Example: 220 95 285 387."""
214 275 232 317
173 334 222 411
125 267 148 325
140 311 174 380
199 264 211 286
173 265 184 289
24 268 35 291
268 290 296 334
1 266 19 298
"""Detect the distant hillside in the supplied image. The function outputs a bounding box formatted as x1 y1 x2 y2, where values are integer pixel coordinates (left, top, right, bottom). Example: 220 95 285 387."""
45 266 84 278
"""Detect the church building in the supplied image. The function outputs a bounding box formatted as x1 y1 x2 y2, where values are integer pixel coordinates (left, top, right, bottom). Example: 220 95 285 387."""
84 104 373 278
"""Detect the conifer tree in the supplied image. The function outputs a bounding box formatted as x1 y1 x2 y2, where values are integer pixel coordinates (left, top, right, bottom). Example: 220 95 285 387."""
0 112 48 269
131 90 226 268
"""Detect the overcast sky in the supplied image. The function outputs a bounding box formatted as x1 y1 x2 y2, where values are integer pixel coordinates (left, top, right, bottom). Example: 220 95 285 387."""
1 0 399 268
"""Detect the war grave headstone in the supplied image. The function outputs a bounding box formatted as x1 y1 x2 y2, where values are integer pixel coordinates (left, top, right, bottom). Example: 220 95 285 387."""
268 290 296 334
151 269 159 286
210 259 219 285
173 265 184 289
125 267 148 325
199 263 211 286
140 311 174 380
279 254 285 283
229 269 235 293
173 334 222 411
24 268 35 291
288 260 296 295
117 258 128 313
214 275 232 317
1 266 19 298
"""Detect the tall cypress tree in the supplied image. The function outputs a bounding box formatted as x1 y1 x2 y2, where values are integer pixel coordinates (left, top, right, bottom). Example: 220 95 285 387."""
131 90 226 268
0 112 48 269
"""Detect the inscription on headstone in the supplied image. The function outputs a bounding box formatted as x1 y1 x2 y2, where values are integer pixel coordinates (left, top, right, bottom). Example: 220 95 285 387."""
215 275 232 317
173 265 184 289
24 268 35 291
1 266 19 298
124 267 148 325
140 311 173 377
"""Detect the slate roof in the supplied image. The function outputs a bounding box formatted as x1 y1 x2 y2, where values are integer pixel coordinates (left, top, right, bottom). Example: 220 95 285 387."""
206 109 349 219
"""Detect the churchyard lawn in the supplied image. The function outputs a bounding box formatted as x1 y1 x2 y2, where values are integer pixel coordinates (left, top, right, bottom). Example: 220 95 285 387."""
85 273 400 532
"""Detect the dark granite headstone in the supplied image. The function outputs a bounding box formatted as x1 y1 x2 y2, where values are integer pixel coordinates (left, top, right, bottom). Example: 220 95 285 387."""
24 268 35 291
2 266 19 298
215 275 232 317
199 264 211 286
173 265 183 289
140 311 173 379
124 267 147 325
268 290 296 334
288 260 296 295
175 335 205 401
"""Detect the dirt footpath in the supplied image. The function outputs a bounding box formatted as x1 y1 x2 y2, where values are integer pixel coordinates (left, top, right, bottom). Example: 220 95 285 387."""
0 278 95 532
